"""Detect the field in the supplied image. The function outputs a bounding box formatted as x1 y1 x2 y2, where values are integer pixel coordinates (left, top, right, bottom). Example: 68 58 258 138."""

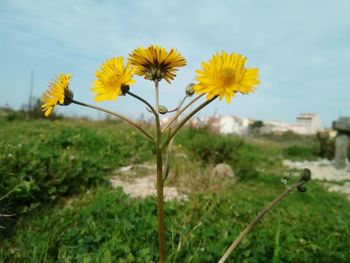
1 115 350 263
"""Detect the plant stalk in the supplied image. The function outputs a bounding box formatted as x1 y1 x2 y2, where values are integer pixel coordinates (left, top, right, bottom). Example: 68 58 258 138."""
154 79 166 262
163 96 217 147
218 180 306 263
71 100 154 142
162 94 204 132
126 91 157 117
0 184 21 202
163 95 188 182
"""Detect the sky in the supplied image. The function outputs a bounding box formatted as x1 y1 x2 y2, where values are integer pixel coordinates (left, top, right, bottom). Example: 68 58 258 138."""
0 0 349 127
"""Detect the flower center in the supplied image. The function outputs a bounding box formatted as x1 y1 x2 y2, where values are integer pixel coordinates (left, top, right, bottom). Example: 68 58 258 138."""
220 67 236 87
106 74 120 89
146 66 164 81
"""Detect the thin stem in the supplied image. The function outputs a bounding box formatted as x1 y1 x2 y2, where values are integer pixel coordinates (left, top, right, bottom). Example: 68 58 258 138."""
175 95 189 115
71 100 154 142
162 94 204 132
0 184 21 202
167 107 179 113
155 80 160 114
163 96 188 182
126 91 157 117
154 80 166 263
175 200 215 258
218 180 306 263
0 213 15 218
163 96 217 147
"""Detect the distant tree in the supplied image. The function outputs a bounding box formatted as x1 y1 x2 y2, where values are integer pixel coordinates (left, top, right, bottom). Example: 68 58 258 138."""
21 97 62 120
249 120 264 135
250 120 264 129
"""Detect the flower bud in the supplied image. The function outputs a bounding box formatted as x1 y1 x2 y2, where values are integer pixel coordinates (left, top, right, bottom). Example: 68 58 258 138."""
121 85 130 95
297 184 307 192
185 83 195 96
300 168 311 181
61 88 74 106
158 105 168 115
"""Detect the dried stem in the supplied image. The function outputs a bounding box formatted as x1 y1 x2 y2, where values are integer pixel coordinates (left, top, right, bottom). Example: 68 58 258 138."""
71 100 154 142
218 180 307 263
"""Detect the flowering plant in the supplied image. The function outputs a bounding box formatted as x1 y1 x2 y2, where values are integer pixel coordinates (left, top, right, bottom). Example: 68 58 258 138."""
42 45 309 262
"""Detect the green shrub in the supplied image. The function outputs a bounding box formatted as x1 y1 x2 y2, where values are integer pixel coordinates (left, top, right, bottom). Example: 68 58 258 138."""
316 132 350 161
283 145 318 161
5 111 24 122
175 127 268 179
316 132 335 160
258 131 316 144
0 120 153 220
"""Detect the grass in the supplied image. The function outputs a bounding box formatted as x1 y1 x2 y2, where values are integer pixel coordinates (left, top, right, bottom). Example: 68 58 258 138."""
1 116 350 262
1 176 350 263
0 118 153 228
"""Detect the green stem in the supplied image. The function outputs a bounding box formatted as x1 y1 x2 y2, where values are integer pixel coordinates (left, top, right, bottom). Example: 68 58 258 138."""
71 100 154 142
163 96 188 182
0 184 21 202
126 91 157 117
162 94 204 132
163 96 217 147
218 180 307 263
154 80 166 263
167 107 179 113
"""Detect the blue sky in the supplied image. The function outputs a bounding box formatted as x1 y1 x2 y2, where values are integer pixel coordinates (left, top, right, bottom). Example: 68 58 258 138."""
0 0 349 127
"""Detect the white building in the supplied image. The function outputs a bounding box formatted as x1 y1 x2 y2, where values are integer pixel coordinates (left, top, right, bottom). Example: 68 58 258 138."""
262 113 321 135
295 113 321 134
162 113 322 136
188 115 251 135
219 115 250 135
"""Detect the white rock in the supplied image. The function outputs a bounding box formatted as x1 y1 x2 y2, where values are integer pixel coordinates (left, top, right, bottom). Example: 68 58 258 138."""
210 163 235 179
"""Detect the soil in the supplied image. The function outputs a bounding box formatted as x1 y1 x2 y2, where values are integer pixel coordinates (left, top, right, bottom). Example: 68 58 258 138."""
110 160 350 201
283 159 350 198
109 163 187 201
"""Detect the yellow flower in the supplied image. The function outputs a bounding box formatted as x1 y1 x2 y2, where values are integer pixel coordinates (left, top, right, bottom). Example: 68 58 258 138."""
128 45 186 83
194 51 260 103
41 73 72 117
91 57 136 102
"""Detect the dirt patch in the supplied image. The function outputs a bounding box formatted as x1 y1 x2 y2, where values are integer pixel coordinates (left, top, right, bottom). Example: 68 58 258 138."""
283 159 350 198
283 159 350 181
325 182 350 195
109 164 187 201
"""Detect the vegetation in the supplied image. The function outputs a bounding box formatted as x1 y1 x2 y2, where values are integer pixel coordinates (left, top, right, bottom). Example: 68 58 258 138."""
2 178 350 262
176 127 279 180
0 118 152 222
1 115 350 262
